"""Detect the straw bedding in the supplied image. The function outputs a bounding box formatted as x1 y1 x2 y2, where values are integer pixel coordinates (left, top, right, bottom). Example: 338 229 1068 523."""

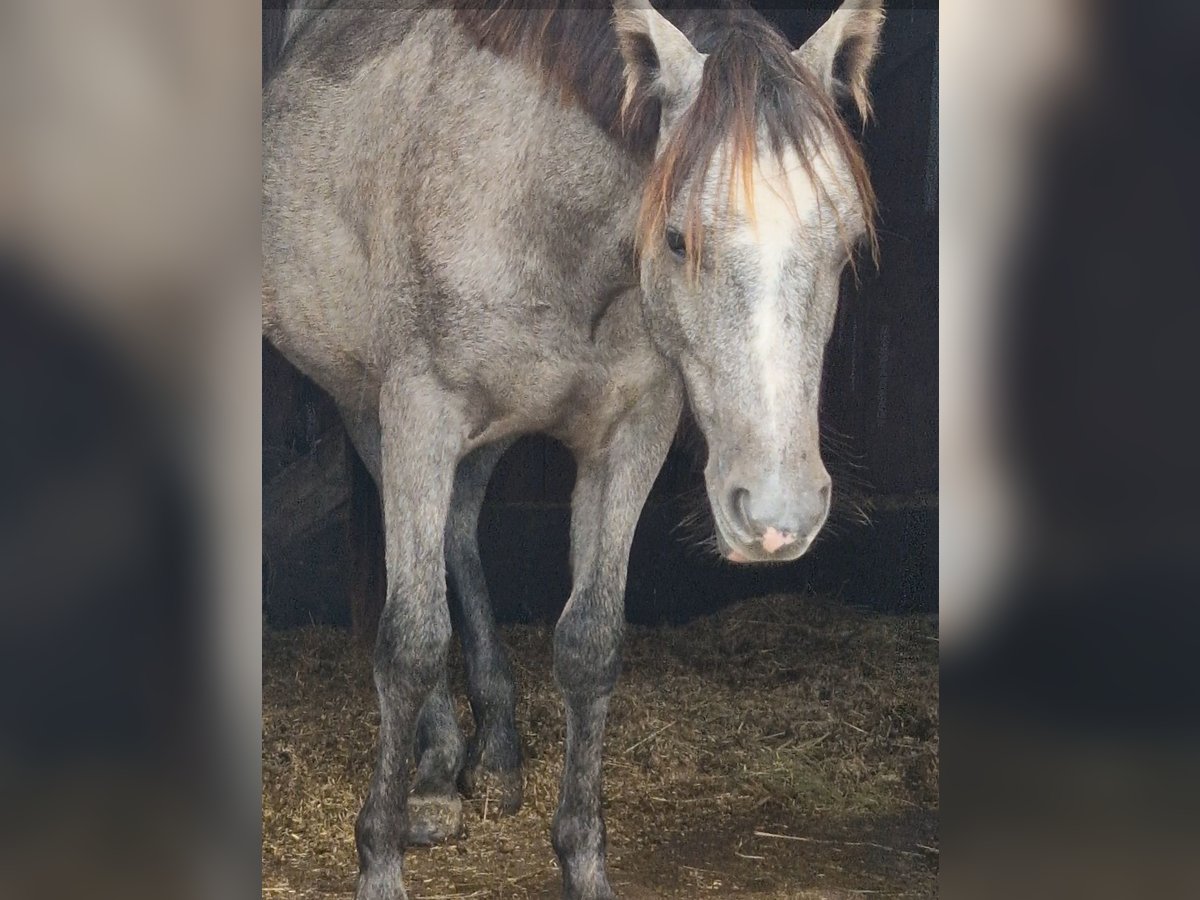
263 594 938 898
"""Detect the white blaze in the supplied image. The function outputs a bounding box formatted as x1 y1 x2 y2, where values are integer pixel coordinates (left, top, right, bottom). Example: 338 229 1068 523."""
745 149 821 444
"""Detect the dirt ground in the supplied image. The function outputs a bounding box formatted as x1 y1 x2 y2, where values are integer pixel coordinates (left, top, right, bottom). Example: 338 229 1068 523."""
263 595 939 899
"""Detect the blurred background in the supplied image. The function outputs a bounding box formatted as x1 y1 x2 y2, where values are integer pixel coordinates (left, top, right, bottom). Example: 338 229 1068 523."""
2 0 1199 898
938 1 1200 897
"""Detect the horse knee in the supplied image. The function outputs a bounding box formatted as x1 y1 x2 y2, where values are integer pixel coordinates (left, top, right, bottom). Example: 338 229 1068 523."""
374 596 451 692
553 598 622 698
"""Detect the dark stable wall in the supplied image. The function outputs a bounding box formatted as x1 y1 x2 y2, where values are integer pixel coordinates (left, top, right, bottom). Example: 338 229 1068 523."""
261 3 938 631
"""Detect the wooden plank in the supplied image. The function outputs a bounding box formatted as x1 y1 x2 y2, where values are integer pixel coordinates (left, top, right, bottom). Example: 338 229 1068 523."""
262 430 349 554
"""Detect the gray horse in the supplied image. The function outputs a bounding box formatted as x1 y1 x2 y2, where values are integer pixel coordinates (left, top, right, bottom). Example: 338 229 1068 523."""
263 2 883 898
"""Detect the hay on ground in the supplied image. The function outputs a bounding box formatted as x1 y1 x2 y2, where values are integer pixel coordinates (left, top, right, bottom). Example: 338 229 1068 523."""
263 594 938 899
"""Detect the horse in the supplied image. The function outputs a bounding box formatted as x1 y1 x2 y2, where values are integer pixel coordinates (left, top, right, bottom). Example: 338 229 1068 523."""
262 2 883 897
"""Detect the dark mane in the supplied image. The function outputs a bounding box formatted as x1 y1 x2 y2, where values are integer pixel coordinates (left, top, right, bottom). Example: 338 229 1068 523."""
452 0 676 154
453 1 877 271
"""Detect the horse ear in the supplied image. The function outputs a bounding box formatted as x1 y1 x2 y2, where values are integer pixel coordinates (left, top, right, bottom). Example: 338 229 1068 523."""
612 0 705 115
793 0 885 122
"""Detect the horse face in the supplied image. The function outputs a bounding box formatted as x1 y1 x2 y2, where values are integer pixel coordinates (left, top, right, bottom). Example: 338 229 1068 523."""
614 0 883 562
640 143 866 563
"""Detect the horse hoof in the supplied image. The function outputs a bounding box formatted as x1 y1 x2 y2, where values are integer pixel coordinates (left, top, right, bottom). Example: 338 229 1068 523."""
406 793 463 846
355 857 409 900
459 765 524 816
563 880 616 900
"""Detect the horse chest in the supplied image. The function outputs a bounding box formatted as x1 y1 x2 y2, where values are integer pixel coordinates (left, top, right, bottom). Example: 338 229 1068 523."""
459 341 664 455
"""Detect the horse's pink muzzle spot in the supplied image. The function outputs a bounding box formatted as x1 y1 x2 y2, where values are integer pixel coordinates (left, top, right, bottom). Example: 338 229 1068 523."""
760 527 797 555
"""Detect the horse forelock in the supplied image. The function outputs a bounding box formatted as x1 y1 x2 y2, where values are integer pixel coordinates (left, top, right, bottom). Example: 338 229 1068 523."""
452 1 877 275
637 16 878 279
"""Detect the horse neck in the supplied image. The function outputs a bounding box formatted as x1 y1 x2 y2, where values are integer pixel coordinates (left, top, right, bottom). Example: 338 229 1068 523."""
514 130 647 314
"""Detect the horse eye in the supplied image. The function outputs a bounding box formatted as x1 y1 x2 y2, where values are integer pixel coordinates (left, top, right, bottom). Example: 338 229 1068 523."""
665 228 686 259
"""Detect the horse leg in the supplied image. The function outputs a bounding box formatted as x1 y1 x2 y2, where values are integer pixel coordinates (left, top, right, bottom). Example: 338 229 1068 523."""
343 407 482 845
446 440 524 815
552 389 682 900
407 435 518 843
354 375 463 900
406 672 466 845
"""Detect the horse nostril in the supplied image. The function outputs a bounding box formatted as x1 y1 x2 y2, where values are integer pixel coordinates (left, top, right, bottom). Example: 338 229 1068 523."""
730 487 753 535
819 483 830 505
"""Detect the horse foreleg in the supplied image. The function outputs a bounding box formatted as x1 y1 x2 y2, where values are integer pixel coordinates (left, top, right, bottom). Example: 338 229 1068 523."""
552 388 682 900
407 672 466 845
355 374 463 900
446 440 524 814
407 438 522 843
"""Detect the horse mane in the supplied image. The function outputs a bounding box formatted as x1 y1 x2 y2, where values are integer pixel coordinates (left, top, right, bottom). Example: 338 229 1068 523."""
452 1 877 273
